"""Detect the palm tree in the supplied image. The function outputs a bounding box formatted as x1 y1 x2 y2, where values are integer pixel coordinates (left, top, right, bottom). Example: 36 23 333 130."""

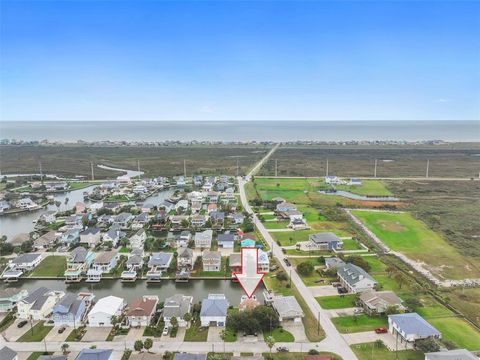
265 335 275 356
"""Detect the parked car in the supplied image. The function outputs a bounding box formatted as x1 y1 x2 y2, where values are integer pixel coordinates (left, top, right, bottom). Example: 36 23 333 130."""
375 327 388 334
277 347 289 352
283 258 291 267
337 287 348 294
162 327 169 336
17 320 28 328
58 326 66 334
331 282 341 287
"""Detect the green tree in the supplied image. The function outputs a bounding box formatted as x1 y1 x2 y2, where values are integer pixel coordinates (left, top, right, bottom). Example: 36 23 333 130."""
143 338 153 352
297 261 314 275
415 338 440 353
134 340 144 352
265 335 275 356
393 272 407 289
61 343 69 355
170 316 178 327
183 312 192 323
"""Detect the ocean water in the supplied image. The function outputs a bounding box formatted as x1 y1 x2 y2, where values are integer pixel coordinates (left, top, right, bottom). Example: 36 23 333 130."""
1 120 479 142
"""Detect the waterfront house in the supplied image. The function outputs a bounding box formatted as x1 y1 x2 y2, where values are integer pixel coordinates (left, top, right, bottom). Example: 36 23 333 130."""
113 212 133 229
191 214 207 227
132 212 149 230
210 211 225 228
217 233 235 249
125 249 144 271
0 200 11 213
207 203 218 213
88 295 125 327
129 228 146 250
388 313 441 344
425 349 478 360
53 292 91 327
229 253 241 275
0 289 28 312
9 253 42 272
103 202 121 213
177 231 192 247
10 233 30 248
141 203 155 213
177 248 194 270
175 199 189 212
200 294 229 327
146 252 173 281
18 197 38 210
77 349 113 360
86 251 117 282
272 295 304 323
239 295 260 312
202 251 221 272
38 210 57 224
309 232 343 250
163 294 193 328
0 346 17 360
88 201 104 214
34 231 57 250
275 202 296 213
337 263 377 293
160 200 174 213
359 289 405 315
59 228 80 244
102 226 126 247
64 247 95 282
195 229 213 249
17 287 64 320
65 214 84 229
75 202 86 214
126 295 159 327
257 250 270 272
79 227 101 248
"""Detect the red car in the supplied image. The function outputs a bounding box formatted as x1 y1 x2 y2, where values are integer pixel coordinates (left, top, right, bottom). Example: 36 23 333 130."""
375 327 388 334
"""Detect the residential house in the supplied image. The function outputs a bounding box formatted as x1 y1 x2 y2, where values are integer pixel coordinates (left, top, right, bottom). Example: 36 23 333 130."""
113 213 133 229
337 263 377 293
129 229 146 250
206 191 219 203
163 294 193 328
170 215 189 227
388 313 441 344
86 251 117 282
177 231 192 247
202 251 221 272
257 250 269 272
18 198 38 210
64 247 95 282
160 201 174 213
9 253 42 271
359 290 405 315
238 295 260 312
191 215 207 227
88 201 104 214
229 253 241 275
275 202 296 213
177 248 194 270
102 226 126 248
195 230 213 249
230 213 245 225
0 346 17 360
65 214 83 229
97 214 114 227
175 199 189 212
88 296 125 327
125 249 144 271
76 349 113 360
141 203 155 213
53 292 91 327
325 176 342 185
207 203 218 213
103 202 121 213
38 356 67 360
272 295 304 323
424 349 478 360
0 289 28 312
10 233 30 248
17 287 64 320
59 229 80 244
309 233 343 250
132 212 149 230
34 231 57 250
79 227 101 248
0 200 11 213
38 211 57 224
210 211 225 228
217 233 235 249
200 294 229 327
324 257 345 269
146 252 173 281
348 178 362 186
75 202 86 214
127 295 159 327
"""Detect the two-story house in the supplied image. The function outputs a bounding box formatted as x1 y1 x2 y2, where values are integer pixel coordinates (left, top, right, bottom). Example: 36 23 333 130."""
64 247 95 282
17 287 64 320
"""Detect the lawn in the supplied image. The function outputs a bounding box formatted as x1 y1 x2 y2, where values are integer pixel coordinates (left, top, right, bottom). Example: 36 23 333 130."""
288 258 331 287
263 327 295 342
29 255 66 277
272 229 349 246
222 327 237 342
351 341 424 360
362 256 387 273
26 353 54 360
263 221 289 230
184 316 209 342
336 180 393 197
67 181 98 190
17 321 52 342
0 312 16 332
65 326 86 341
316 295 357 309
332 314 388 333
443 287 480 327
341 238 364 250
192 256 229 278
427 316 480 351
351 210 480 280
261 353 342 360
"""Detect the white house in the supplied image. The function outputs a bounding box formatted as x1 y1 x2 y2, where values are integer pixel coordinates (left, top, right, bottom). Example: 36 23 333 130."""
195 229 213 249
200 294 229 327
8 253 42 272
17 287 64 320
337 263 377 293
130 229 146 250
88 295 126 327
257 250 270 273
163 294 193 328
388 313 441 344
79 228 101 248
272 295 304 323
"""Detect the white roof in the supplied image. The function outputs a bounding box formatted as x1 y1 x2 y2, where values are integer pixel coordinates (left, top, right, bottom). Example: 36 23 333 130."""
89 295 124 316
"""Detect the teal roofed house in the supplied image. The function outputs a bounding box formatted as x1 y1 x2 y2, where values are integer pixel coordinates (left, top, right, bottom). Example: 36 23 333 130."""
0 288 28 312
240 239 256 247
64 247 95 282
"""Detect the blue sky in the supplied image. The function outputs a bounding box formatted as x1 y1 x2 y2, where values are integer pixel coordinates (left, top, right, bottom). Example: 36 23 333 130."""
0 0 479 121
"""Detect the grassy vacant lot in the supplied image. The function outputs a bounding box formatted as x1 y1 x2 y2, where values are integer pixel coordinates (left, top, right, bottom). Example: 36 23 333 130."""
262 353 342 360
351 341 424 360
0 145 270 178
29 256 66 277
316 294 357 309
17 321 52 342
263 327 295 342
351 210 480 280
441 287 480 327
332 314 388 333
258 144 480 178
288 257 334 287
335 180 393 196
428 316 480 351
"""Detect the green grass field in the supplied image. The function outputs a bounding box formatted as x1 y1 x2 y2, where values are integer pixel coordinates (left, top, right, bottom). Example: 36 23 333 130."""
341 238 364 250
263 327 295 342
29 256 66 277
351 210 480 280
316 295 357 309
26 353 54 360
427 317 480 351
351 342 424 360
335 180 393 196
288 258 332 287
332 314 388 333
17 321 52 342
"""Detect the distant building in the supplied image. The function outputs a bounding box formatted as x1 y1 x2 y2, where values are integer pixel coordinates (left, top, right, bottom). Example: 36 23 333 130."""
309 232 343 250
337 263 377 293
388 313 441 344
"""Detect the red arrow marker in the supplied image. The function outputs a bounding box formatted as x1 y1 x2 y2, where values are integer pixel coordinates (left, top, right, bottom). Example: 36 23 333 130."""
234 247 266 298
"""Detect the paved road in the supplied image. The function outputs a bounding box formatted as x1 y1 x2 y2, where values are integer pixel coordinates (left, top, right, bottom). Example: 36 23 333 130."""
254 175 479 181
239 146 359 360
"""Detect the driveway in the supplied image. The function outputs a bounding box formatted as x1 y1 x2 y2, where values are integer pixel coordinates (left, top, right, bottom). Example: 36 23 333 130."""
126 326 145 341
207 326 223 342
309 285 339 297
3 319 38 341
330 308 363 317
342 331 406 350
44 326 73 342
160 327 186 342
282 321 307 342
130 353 164 360
81 326 112 342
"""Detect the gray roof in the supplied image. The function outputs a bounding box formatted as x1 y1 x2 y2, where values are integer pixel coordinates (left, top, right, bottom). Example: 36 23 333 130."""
12 253 41 264
218 233 235 242
80 227 100 235
338 263 376 287
173 354 207 360
148 252 173 267
202 251 221 261
324 257 345 268
163 294 193 319
0 288 25 299
178 248 193 259
94 251 117 264
200 297 228 317
0 346 17 360
76 349 113 360
54 292 82 316
425 349 478 360
22 287 51 310
126 254 143 265
209 211 225 220
38 356 68 360
272 295 304 318
70 247 88 263
309 232 341 244
388 313 441 337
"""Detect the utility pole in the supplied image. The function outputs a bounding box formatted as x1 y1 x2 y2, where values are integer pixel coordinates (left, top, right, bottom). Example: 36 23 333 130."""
91 162 94 181
183 159 187 178
374 159 378 178
275 159 278 177
326 158 329 177
137 160 140 173
426 159 430 178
